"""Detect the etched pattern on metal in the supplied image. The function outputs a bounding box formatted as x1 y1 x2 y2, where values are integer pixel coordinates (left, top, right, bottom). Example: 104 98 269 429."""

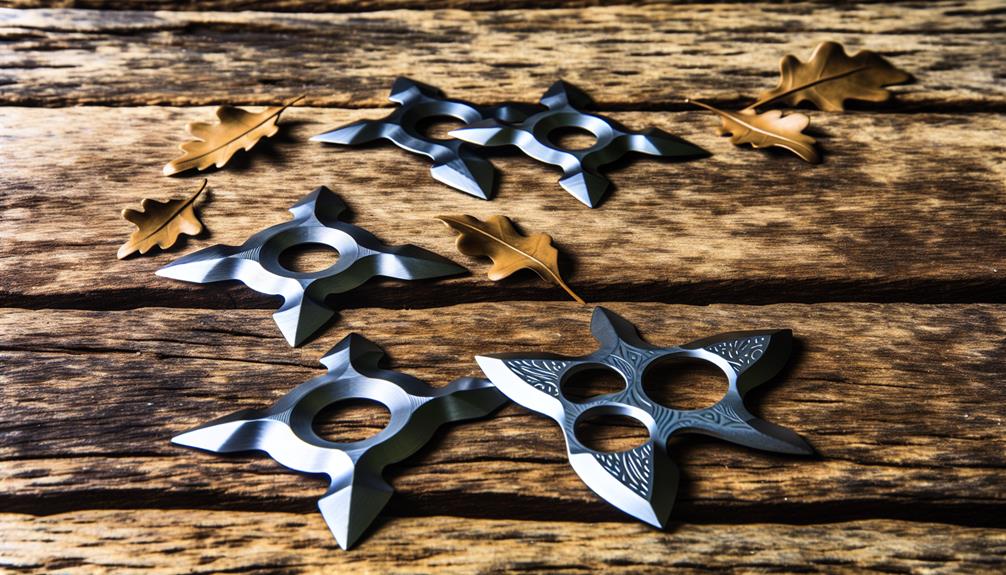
503 358 565 398
704 335 769 373
476 307 812 529
594 443 653 498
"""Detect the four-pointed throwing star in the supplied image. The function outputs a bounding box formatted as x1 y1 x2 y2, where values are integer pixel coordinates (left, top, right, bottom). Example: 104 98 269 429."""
172 333 508 550
311 77 538 200
476 307 812 528
156 186 466 346
450 81 708 207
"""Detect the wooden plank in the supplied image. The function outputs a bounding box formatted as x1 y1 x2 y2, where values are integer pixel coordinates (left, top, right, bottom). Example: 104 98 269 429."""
2 107 1004 308
1 3 1001 571
1 5 1003 108
0 0 632 10
3 303 1004 524
2 511 1004 574
4 452 1002 525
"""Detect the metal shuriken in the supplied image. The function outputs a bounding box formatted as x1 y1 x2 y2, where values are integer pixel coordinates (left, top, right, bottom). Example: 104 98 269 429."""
172 333 508 550
310 77 537 200
156 186 466 347
475 307 812 528
450 81 708 208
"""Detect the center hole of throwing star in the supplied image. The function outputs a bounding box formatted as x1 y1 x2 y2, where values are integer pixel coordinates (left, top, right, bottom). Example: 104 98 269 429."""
312 398 392 444
642 357 728 411
417 115 470 141
278 243 342 273
575 408 650 453
562 364 627 403
548 125 599 150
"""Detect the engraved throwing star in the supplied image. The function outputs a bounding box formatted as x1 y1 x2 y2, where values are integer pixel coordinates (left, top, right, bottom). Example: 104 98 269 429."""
475 307 813 528
156 186 466 346
311 77 537 200
172 333 508 550
450 81 708 207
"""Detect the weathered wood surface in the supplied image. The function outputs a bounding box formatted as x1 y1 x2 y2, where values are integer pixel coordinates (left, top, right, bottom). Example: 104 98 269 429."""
2 1 1004 572
3 303 1004 525
3 0 632 10
3 512 1004 575
1 4 1004 108
2 107 1004 308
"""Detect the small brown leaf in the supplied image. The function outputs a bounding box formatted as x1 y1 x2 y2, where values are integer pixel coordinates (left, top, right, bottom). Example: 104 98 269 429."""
751 41 911 112
689 100 819 163
118 179 206 259
163 95 303 176
437 214 585 304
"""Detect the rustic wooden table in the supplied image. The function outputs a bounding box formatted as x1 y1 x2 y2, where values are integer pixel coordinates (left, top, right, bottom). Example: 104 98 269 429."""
2 1 1005 573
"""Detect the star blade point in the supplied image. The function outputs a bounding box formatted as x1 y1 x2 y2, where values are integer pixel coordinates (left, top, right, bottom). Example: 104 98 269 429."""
156 187 465 346
172 334 507 548
477 307 811 527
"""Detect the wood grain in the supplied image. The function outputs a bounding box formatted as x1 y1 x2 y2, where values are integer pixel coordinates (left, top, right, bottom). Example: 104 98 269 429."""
2 3 1004 571
2 107 1003 309
1 4 1003 108
3 302 1004 525
3 511 1004 574
4 0 632 9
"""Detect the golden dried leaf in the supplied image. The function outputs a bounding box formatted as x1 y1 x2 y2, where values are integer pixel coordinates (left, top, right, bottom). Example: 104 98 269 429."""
437 214 585 304
751 41 912 112
118 179 206 259
163 96 303 176
690 100 819 163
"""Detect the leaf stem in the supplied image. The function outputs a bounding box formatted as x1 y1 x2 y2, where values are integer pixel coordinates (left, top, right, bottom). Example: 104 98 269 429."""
440 217 586 305
141 179 206 241
685 98 725 116
166 95 306 174
685 99 818 163
744 66 869 111
556 280 586 305
119 179 206 259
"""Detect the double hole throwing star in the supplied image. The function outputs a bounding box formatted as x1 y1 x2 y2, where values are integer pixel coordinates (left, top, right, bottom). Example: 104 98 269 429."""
311 77 538 200
476 307 813 527
156 186 466 346
451 81 708 207
173 334 508 549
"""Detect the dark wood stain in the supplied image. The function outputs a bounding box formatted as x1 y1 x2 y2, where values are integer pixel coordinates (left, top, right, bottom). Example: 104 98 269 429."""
1 2 1004 573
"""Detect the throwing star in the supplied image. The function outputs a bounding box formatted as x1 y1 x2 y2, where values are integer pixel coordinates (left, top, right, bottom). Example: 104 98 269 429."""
156 186 466 346
450 81 708 208
311 77 537 199
476 307 813 528
173 333 508 549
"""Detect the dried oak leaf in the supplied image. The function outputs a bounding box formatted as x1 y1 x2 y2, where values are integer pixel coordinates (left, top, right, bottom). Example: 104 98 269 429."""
163 96 303 176
118 179 206 259
752 41 912 112
689 100 819 163
437 214 585 304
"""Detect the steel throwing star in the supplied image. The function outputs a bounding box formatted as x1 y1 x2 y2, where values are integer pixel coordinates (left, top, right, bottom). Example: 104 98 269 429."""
173 333 508 549
475 307 813 528
311 77 537 199
450 81 708 207
156 186 466 346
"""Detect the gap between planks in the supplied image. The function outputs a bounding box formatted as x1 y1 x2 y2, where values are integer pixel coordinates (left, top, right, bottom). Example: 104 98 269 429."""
2 303 1004 527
